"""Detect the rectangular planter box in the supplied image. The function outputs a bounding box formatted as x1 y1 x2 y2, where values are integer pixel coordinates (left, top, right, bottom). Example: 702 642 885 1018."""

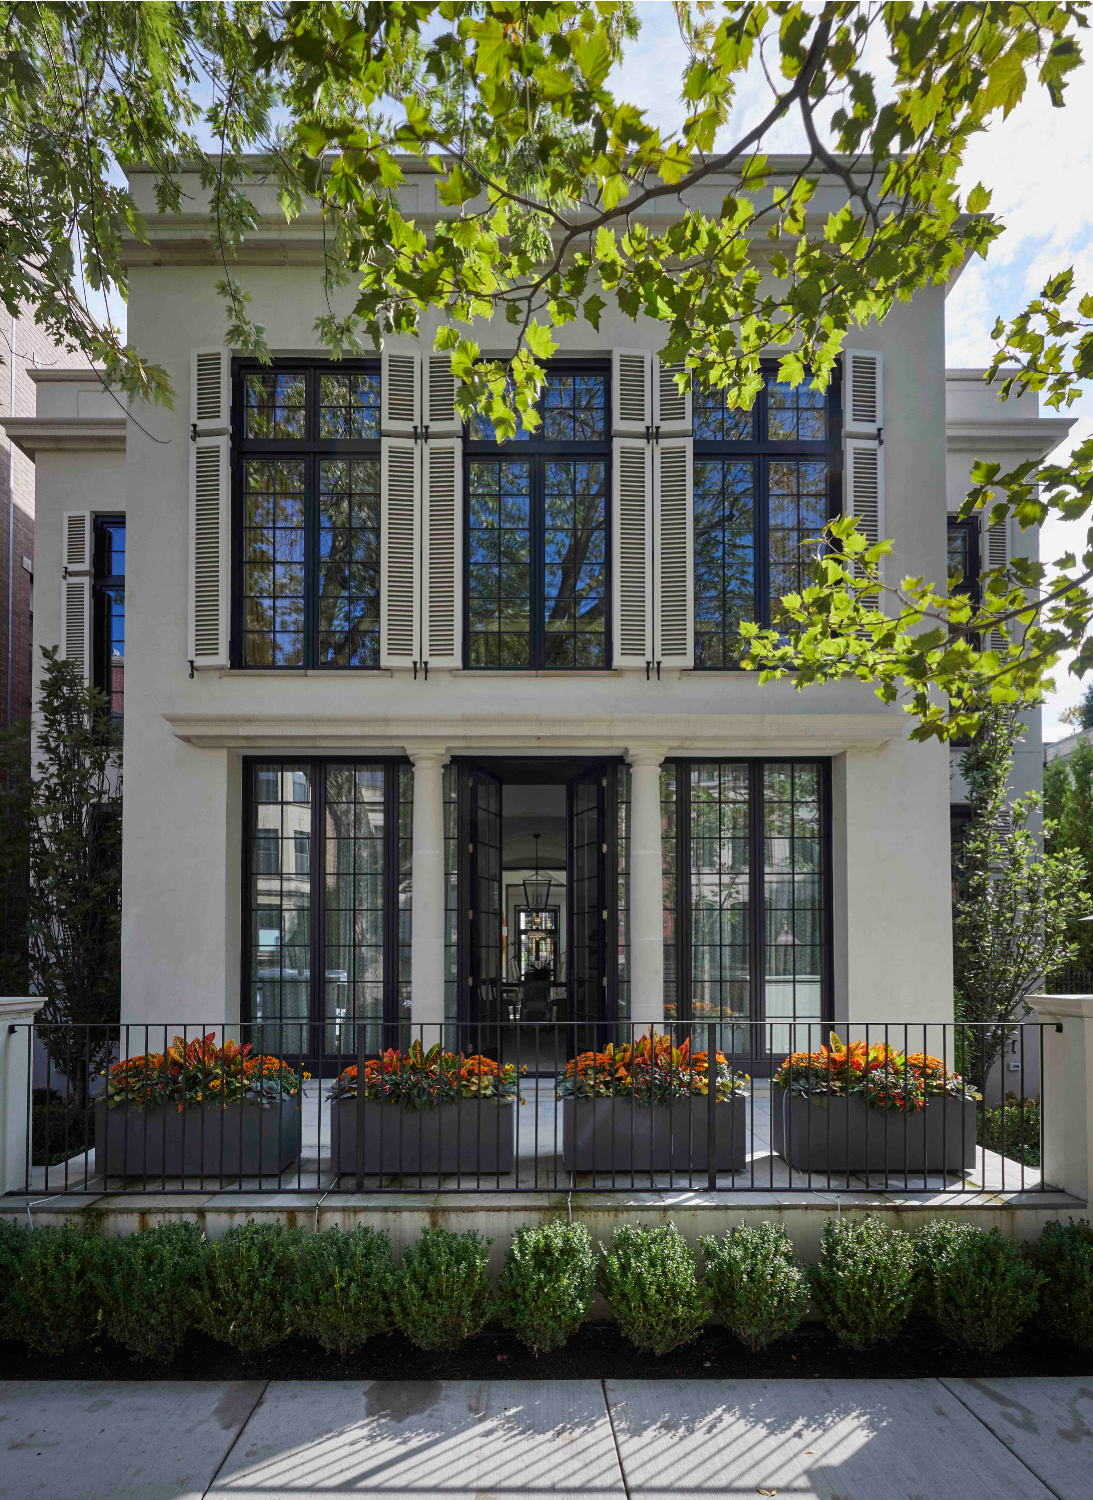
771 1091 978 1175
561 1095 748 1173
330 1098 515 1176
94 1098 302 1179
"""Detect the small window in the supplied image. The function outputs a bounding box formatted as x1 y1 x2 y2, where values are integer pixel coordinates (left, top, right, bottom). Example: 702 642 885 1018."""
947 516 981 606
92 515 124 720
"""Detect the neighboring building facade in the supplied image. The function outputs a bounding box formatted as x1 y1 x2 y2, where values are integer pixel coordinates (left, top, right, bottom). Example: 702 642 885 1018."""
3 158 1072 1075
1045 730 1086 765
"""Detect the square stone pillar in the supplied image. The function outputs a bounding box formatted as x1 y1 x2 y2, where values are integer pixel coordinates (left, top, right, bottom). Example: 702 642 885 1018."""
1034 994 1093 1203
0 998 42 1194
407 748 448 1031
627 747 668 1028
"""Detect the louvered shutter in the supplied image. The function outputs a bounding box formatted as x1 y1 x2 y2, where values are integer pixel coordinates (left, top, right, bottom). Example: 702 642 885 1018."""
843 349 882 435
985 514 1010 651
612 438 652 667
421 437 462 668
653 437 693 668
844 438 884 591
381 350 419 436
190 349 230 432
423 352 460 436
188 437 230 667
60 577 91 686
380 437 420 668
59 511 91 684
612 349 651 436
653 357 691 436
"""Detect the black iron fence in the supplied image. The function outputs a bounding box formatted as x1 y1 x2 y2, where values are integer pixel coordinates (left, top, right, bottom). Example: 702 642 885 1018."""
1048 968 1093 996
13 1019 1049 1196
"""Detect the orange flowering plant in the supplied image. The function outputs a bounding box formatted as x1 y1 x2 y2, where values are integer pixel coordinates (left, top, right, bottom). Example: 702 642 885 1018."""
104 1034 307 1111
328 1039 523 1109
773 1033 980 1113
556 1032 749 1105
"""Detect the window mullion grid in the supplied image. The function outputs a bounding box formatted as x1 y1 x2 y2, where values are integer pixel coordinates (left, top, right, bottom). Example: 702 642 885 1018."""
756 455 771 631
749 759 765 1061
382 764 400 1036
677 760 692 1031
308 759 325 1070
531 456 545 669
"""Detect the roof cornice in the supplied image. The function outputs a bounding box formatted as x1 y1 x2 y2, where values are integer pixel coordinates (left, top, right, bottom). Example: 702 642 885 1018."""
946 417 1075 459
0 416 127 457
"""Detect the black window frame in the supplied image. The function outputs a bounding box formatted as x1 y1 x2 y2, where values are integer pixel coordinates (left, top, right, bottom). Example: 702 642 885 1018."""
91 512 125 720
241 756 411 1073
947 514 982 608
693 361 842 670
462 358 612 671
231 357 383 671
666 757 834 1059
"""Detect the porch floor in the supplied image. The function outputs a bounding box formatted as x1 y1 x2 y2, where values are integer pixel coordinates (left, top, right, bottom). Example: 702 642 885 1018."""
14 1081 1063 1208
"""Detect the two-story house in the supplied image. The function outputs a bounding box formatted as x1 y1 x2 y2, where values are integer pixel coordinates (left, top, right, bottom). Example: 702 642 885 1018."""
4 156 1072 1082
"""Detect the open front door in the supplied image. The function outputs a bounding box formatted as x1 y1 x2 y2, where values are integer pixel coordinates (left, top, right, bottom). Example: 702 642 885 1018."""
567 763 618 1047
456 763 503 1048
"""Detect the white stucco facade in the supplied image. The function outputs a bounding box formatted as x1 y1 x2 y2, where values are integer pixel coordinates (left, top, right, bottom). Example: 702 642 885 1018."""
4 159 1071 1059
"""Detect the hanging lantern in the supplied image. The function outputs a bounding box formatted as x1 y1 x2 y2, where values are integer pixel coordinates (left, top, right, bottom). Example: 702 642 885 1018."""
523 832 553 911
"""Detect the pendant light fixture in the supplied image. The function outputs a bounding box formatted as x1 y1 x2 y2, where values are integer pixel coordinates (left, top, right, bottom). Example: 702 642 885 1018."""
523 832 553 911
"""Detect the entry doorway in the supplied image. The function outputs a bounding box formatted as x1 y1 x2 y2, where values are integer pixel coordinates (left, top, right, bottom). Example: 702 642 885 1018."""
454 757 628 1072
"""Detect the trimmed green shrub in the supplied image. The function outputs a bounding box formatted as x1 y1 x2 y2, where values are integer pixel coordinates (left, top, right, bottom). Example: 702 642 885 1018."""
498 1221 596 1355
0 1218 30 1338
7 1221 110 1355
1030 1220 1093 1349
915 1220 1043 1352
391 1227 492 1351
599 1224 707 1356
810 1217 915 1350
201 1222 301 1357
701 1223 809 1353
295 1226 396 1354
102 1223 207 1360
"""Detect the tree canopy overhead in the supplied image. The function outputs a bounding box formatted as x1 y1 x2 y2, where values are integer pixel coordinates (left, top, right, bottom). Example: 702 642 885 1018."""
3 0 1091 734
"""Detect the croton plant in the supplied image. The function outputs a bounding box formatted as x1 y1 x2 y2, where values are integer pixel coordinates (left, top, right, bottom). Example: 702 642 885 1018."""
774 1033 980 1113
328 1041 523 1109
104 1034 306 1111
556 1033 750 1105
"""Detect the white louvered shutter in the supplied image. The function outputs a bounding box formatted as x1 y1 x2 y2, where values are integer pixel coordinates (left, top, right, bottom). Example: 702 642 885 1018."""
653 358 691 436
653 437 693 668
380 437 421 668
421 437 462 668
612 438 652 667
60 511 91 684
985 514 1011 651
422 353 460 436
844 438 884 592
612 349 651 436
188 437 230 667
381 350 419 436
844 349 882 435
190 349 230 432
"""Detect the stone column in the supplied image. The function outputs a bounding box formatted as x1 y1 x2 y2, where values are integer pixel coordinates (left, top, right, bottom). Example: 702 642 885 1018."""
1035 993 1093 1203
407 747 448 1032
628 746 668 1029
0 997 42 1194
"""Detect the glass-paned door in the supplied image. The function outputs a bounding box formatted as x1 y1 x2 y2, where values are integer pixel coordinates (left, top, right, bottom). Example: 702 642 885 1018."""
516 906 559 976
762 762 825 1056
567 764 618 1043
457 764 503 1046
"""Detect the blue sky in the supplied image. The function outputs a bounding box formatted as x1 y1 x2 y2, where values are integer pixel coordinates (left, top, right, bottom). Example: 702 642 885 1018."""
82 3 1092 735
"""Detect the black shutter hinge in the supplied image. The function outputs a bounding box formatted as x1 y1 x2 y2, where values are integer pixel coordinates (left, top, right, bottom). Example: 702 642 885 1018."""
877 426 884 447
190 423 197 443
188 659 195 680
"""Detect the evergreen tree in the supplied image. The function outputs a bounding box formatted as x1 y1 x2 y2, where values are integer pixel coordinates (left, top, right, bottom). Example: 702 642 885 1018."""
954 708 1089 1093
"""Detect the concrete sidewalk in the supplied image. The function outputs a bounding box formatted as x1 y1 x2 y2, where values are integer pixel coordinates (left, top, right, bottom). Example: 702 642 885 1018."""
1 1376 1090 1499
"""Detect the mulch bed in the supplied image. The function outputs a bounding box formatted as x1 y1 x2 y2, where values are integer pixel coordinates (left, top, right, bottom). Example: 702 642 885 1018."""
2 1319 1090 1382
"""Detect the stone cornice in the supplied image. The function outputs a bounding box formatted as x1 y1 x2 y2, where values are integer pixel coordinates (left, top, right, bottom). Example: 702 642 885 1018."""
0 417 127 457
164 711 899 754
946 417 1074 459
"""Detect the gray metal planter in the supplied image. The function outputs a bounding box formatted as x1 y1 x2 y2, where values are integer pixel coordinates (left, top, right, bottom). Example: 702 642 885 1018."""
330 1098 515 1176
561 1095 748 1173
771 1090 978 1175
94 1098 302 1180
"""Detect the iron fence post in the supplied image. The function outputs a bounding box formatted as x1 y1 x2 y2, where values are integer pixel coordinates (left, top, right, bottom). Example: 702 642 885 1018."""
707 1022 717 1192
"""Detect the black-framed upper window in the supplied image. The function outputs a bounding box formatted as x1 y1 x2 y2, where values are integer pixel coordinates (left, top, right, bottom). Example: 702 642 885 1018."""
92 514 125 720
233 362 381 669
464 363 609 669
947 515 981 608
693 367 841 669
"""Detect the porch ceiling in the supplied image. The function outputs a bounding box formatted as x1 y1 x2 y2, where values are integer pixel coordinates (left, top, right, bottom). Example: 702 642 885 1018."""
163 711 900 755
